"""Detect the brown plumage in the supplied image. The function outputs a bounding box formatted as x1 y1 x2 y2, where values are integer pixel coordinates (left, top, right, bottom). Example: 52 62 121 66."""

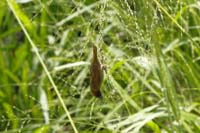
90 45 103 98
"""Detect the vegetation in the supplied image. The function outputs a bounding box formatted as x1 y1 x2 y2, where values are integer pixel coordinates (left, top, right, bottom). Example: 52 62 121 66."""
0 0 200 132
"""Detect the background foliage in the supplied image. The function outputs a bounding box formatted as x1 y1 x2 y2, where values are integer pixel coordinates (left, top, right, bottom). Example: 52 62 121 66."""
0 0 200 132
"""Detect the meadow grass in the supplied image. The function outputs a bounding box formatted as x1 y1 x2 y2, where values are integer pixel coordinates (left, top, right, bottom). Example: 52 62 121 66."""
0 0 200 132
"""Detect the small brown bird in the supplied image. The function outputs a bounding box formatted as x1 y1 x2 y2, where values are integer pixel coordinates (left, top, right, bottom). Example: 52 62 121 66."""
90 45 104 98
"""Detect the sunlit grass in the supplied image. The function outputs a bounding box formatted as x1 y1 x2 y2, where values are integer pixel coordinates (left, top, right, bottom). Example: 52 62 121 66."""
0 0 200 132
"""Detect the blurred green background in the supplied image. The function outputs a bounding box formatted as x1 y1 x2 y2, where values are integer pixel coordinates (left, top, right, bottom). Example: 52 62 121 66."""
0 0 200 132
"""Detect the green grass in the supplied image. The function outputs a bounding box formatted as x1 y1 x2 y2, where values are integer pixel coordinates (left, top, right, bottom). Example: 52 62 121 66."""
0 0 200 132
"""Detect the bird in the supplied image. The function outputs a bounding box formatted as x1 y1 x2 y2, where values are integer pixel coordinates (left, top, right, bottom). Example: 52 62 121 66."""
90 45 104 98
